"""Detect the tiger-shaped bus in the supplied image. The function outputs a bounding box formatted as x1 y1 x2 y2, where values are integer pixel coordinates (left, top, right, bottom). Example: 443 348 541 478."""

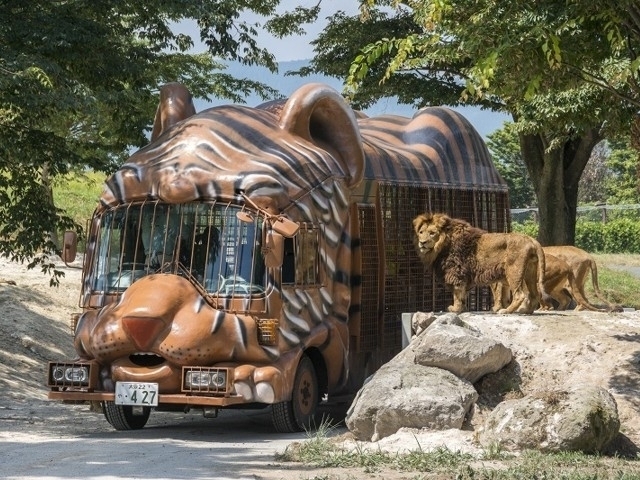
47 82 509 432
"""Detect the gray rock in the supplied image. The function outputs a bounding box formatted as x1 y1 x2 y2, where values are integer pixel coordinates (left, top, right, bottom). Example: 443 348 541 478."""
479 386 620 453
345 362 478 441
411 315 513 383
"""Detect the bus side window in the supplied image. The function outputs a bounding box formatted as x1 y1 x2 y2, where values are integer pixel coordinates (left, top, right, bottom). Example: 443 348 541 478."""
282 237 295 284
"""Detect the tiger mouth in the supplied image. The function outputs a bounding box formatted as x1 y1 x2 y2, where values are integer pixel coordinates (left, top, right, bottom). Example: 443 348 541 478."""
129 352 165 367
111 355 180 388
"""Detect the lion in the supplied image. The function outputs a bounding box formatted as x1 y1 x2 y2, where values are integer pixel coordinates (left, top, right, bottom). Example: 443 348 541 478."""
539 253 608 312
413 213 547 314
543 245 622 312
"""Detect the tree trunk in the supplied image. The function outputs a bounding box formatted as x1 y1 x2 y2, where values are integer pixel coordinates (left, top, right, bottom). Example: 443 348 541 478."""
41 163 60 252
519 128 602 246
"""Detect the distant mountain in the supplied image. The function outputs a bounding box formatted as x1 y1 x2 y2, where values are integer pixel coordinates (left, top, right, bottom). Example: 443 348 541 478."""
196 60 510 139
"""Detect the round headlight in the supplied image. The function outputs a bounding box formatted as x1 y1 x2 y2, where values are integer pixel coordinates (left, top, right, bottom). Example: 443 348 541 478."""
66 367 88 382
52 366 65 381
210 372 226 387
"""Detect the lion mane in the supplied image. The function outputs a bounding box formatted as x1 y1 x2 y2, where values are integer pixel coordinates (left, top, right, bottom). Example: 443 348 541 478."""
412 212 547 314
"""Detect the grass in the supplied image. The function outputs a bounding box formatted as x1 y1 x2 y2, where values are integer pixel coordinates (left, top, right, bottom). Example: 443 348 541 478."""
589 254 640 309
52 170 105 232
278 419 640 479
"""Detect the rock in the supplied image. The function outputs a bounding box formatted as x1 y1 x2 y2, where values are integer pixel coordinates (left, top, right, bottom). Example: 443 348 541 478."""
411 311 437 337
478 386 620 453
345 313 512 441
345 362 478 442
411 314 513 383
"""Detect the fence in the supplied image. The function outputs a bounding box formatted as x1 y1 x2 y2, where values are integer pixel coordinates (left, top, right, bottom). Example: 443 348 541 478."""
511 204 640 253
511 204 640 224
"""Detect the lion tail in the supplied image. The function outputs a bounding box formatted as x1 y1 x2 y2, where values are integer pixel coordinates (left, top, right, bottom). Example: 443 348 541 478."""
587 259 623 312
567 270 608 312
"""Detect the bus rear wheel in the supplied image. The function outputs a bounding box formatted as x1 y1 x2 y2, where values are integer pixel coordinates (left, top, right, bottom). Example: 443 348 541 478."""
103 402 151 430
271 355 318 433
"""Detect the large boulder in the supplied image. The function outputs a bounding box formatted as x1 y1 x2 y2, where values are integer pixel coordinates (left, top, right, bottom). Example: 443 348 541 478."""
345 362 478 441
478 385 620 453
345 312 513 441
411 313 513 383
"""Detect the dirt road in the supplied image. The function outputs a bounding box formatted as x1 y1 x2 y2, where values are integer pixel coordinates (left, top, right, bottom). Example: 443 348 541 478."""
2 399 327 480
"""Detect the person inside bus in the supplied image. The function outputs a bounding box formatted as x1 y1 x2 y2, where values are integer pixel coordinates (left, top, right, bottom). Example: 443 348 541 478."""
193 225 221 289
141 208 180 269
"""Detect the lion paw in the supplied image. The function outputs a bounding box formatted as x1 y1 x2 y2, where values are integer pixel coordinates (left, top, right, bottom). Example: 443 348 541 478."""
233 365 283 403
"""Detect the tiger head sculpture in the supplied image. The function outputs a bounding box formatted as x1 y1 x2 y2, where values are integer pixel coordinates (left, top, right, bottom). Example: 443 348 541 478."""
101 82 365 215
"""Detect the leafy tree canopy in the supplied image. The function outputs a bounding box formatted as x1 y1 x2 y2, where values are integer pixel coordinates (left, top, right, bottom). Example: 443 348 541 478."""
0 0 318 282
346 0 639 139
304 0 640 245
486 123 536 209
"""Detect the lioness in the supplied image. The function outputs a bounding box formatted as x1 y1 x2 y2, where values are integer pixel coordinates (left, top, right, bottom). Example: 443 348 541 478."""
543 245 622 312
540 253 608 311
413 213 546 314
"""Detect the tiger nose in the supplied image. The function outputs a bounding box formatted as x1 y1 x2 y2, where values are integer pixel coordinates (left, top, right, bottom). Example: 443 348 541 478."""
122 316 167 351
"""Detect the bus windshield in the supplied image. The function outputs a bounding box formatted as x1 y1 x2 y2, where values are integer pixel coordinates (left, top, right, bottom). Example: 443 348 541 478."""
91 202 265 296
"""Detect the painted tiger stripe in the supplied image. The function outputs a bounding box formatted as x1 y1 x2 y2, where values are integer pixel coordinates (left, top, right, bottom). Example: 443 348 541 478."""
425 107 479 184
357 107 503 187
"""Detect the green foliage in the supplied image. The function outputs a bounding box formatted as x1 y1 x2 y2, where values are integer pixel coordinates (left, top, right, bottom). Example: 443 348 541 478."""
52 170 105 236
511 220 539 239
574 219 640 253
309 1 640 246
603 218 640 253
292 9 475 110
486 122 536 208
579 139 640 205
574 221 605 252
605 138 640 204
515 218 640 254
0 0 317 278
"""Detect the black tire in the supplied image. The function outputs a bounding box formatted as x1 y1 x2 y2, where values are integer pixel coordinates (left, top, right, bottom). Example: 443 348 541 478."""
103 402 151 430
271 355 318 433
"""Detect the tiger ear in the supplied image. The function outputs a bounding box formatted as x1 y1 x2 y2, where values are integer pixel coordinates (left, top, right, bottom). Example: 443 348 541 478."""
278 83 364 188
151 83 196 141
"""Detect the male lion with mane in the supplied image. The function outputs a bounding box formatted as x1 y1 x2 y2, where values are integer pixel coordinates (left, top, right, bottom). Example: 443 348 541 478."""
413 213 547 314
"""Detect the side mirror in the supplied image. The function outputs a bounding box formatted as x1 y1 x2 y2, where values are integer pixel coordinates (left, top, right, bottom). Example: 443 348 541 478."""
62 231 78 265
271 216 299 238
264 230 284 268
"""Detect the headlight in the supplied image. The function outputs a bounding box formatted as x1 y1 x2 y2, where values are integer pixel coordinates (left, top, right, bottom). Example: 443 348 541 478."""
183 368 229 393
48 363 90 386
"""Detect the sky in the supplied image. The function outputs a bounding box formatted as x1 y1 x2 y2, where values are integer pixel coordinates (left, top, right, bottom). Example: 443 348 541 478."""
248 0 360 62
178 1 510 138
175 1 359 62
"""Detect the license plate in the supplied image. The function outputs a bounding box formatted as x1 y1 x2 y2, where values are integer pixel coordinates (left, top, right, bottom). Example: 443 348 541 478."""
115 382 159 406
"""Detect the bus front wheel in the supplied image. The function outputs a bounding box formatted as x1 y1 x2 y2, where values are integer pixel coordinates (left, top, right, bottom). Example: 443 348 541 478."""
271 355 318 433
